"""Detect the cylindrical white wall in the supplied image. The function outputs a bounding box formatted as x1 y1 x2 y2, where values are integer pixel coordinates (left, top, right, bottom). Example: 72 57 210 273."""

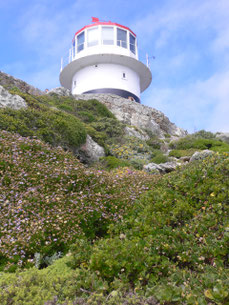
71 63 140 98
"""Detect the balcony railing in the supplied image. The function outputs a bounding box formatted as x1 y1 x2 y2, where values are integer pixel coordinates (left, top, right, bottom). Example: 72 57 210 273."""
60 41 150 72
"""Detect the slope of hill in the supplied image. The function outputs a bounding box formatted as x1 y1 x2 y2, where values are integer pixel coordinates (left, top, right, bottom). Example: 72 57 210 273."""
0 72 228 305
0 130 228 305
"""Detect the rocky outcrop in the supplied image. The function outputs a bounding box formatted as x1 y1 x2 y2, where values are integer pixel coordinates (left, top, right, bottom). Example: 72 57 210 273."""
144 161 181 173
74 93 187 139
0 71 44 96
190 150 214 162
0 85 27 110
77 135 105 163
216 132 229 144
47 87 72 97
124 126 149 141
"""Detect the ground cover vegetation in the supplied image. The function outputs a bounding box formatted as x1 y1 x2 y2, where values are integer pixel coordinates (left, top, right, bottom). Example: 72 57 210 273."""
0 130 155 272
0 128 228 304
0 86 229 304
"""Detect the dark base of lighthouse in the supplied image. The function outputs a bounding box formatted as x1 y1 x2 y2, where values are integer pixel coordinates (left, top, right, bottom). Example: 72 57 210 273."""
83 88 140 103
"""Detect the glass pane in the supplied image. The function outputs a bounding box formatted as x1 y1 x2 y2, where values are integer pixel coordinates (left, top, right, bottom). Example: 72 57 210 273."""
102 27 114 45
117 28 127 48
77 32 85 52
87 27 99 47
129 34 136 54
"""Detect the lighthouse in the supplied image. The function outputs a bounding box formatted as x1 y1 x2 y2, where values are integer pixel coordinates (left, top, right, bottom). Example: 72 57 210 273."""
59 18 152 103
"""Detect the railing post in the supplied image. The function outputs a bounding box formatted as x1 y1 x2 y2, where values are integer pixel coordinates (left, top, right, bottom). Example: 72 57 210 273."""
60 57 63 72
146 53 150 69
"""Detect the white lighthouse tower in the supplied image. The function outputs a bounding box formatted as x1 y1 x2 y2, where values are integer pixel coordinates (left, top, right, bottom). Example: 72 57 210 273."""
59 18 152 103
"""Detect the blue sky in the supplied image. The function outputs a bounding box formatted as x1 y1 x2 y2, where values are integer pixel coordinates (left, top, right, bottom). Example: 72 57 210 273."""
1 0 229 133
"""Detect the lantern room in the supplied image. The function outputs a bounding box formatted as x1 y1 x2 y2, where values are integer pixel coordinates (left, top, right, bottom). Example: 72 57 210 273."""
59 19 152 103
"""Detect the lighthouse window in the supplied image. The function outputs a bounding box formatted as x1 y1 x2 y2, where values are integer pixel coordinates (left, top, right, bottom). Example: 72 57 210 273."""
77 31 85 53
102 27 114 45
129 34 136 54
87 27 99 47
117 28 127 48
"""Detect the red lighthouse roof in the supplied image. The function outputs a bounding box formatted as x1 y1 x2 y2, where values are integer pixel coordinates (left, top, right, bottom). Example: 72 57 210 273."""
73 20 136 43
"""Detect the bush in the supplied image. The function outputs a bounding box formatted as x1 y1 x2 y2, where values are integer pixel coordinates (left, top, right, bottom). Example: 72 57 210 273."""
146 136 162 149
0 107 87 149
99 156 131 170
193 129 216 139
169 149 199 158
170 136 229 152
90 118 124 140
38 96 115 121
150 150 168 164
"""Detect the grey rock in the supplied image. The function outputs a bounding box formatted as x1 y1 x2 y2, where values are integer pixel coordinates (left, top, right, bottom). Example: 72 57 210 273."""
47 87 72 97
74 93 187 139
180 156 191 162
0 71 44 95
124 126 149 140
0 85 27 110
144 161 180 173
78 135 105 163
216 132 229 144
190 150 214 162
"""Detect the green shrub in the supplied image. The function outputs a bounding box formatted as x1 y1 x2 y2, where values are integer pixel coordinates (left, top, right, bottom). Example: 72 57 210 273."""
150 150 168 164
193 129 216 139
90 118 124 140
0 107 86 149
146 136 162 149
169 148 199 158
0 256 79 305
89 236 148 283
99 156 131 170
170 136 229 152
39 96 115 121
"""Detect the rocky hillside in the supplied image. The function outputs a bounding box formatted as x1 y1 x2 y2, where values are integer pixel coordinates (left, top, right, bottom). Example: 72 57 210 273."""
0 72 228 305
0 71 44 95
1 73 229 172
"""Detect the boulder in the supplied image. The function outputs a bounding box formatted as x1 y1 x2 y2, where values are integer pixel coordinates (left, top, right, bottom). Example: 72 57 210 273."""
190 150 214 162
78 135 105 163
144 161 180 173
0 85 27 110
0 71 44 95
216 132 229 144
74 93 187 139
180 156 191 162
47 87 72 97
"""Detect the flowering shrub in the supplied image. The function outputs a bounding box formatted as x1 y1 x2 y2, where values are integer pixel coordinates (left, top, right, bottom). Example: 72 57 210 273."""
0 131 155 271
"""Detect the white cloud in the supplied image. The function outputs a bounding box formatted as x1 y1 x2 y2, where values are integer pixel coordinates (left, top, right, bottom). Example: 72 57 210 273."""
135 0 229 132
144 70 229 133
